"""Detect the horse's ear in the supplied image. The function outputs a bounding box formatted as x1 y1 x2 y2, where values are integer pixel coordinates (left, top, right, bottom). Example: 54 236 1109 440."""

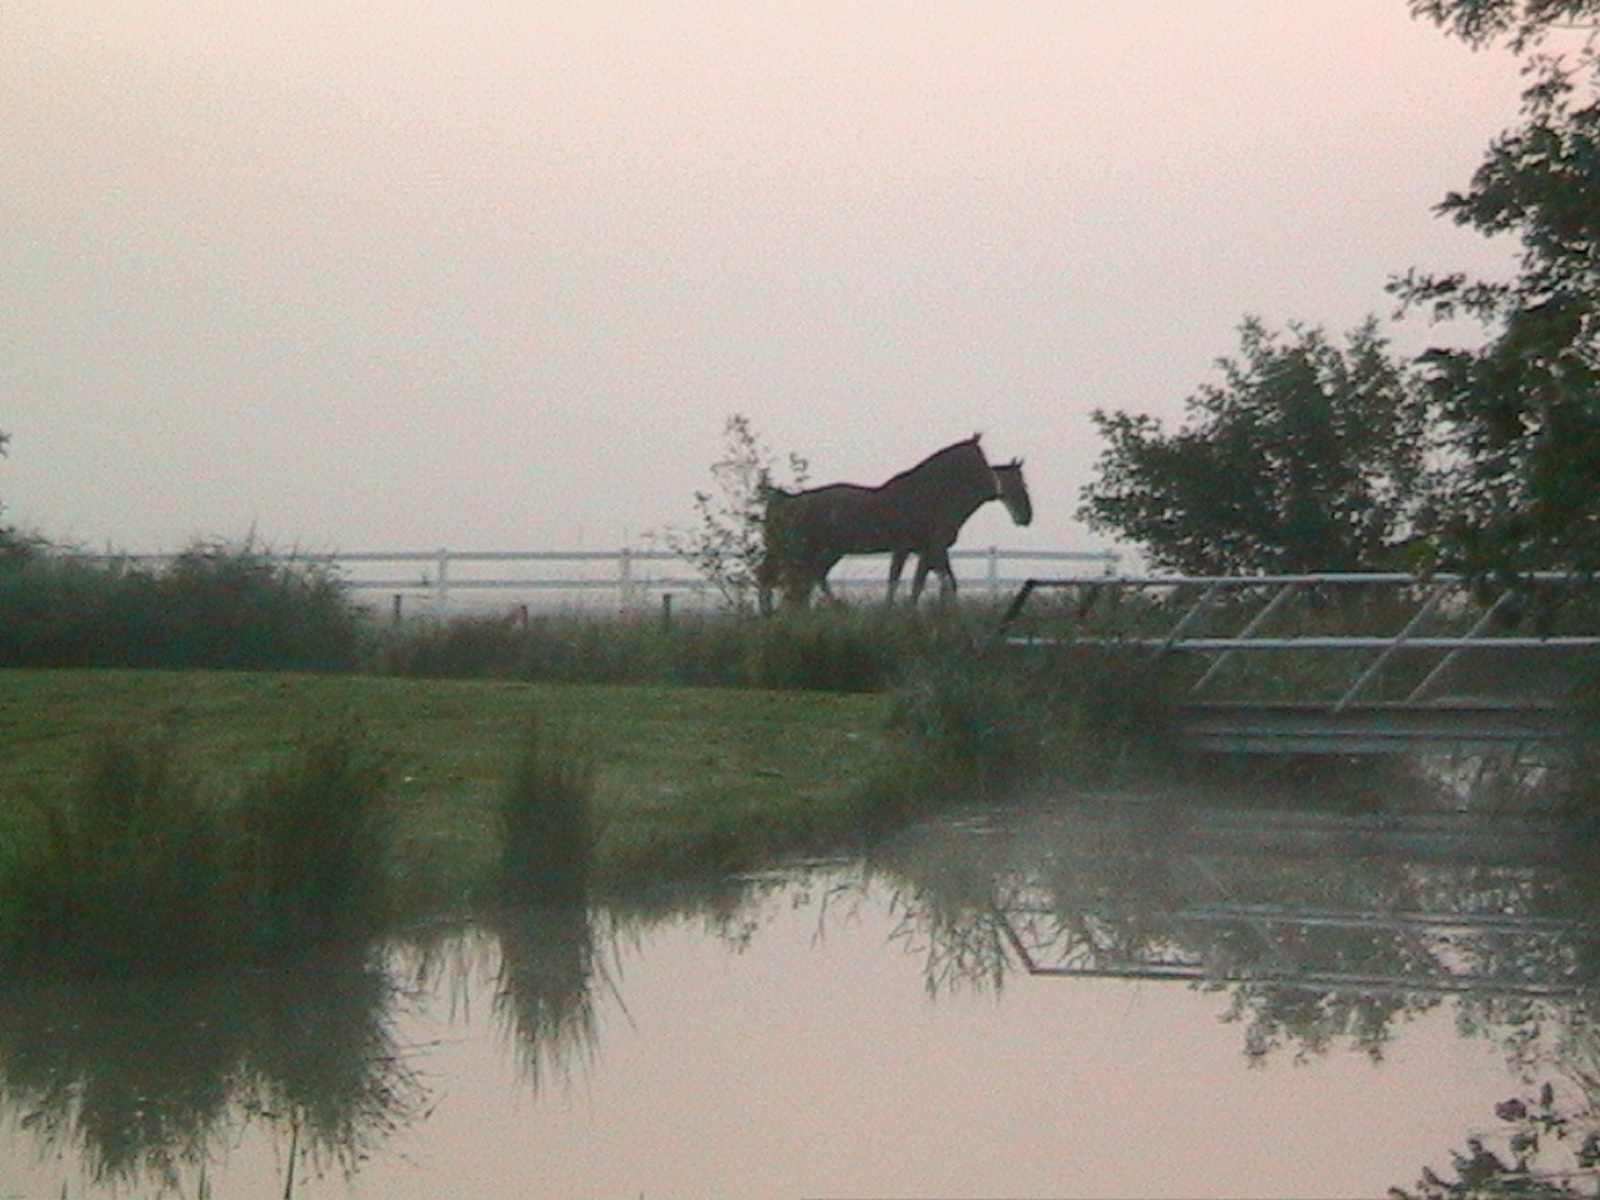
1009 457 1024 468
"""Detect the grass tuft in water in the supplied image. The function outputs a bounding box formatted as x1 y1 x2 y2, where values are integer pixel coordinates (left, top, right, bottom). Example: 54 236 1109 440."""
2 727 229 976
496 717 598 905
232 721 396 954
0 721 397 978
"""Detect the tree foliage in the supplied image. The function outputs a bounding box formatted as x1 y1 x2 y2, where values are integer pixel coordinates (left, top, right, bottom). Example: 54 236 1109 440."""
666 415 807 612
1395 0 1600 577
1078 318 1434 575
1410 0 1600 51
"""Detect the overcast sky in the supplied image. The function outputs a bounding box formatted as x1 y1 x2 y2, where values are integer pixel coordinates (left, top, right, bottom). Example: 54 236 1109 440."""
1 1 1532 557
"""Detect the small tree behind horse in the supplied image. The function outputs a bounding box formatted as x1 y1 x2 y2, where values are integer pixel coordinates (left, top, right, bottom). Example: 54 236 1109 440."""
758 435 1032 611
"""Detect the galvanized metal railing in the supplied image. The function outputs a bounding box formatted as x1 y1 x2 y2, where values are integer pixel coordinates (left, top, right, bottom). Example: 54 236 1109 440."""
998 572 1600 753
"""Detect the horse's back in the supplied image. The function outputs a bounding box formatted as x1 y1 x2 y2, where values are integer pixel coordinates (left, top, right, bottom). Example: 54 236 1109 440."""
783 483 921 555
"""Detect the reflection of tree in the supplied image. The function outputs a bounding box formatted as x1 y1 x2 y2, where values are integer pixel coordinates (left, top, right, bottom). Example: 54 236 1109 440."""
1218 983 1431 1065
861 801 1600 1067
0 948 424 1195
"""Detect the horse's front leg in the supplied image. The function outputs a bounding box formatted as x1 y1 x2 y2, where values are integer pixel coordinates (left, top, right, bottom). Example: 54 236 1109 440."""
887 550 910 605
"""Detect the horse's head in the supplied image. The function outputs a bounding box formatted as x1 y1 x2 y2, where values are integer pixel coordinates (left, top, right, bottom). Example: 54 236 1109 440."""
992 458 1033 526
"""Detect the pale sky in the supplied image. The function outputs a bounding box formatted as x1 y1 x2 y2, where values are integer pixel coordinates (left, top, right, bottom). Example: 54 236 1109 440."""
1 1 1530 556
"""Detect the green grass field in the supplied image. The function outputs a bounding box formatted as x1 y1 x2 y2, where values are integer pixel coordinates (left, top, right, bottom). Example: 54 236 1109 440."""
0 669 892 900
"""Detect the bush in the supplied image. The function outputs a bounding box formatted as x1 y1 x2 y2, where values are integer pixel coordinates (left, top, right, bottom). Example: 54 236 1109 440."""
0 539 363 671
150 542 361 670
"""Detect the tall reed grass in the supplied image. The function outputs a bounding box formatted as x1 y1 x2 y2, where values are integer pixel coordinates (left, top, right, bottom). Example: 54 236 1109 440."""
865 636 1183 820
373 604 1000 692
2 727 228 976
0 722 395 977
496 717 597 905
231 721 396 953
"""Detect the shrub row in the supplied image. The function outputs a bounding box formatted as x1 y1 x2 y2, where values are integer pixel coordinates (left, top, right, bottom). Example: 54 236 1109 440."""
0 541 362 671
373 606 955 692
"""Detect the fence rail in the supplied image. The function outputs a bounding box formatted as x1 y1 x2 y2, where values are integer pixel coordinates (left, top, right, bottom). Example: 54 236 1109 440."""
92 546 1121 615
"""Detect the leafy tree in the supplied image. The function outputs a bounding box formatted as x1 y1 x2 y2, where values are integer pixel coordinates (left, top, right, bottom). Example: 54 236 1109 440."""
1395 1 1600 577
1077 318 1435 575
665 415 807 612
1410 0 1599 51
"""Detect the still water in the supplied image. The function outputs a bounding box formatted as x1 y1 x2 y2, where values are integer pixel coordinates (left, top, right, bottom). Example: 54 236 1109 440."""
3 795 1598 1199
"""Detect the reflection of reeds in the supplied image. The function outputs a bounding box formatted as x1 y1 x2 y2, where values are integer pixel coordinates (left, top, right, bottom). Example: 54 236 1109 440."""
490 907 603 1092
0 948 422 1195
488 718 607 1089
390 914 608 1097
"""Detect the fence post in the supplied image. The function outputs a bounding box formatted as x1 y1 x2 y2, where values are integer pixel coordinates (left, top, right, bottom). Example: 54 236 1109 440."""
987 545 999 598
619 546 634 612
434 548 450 615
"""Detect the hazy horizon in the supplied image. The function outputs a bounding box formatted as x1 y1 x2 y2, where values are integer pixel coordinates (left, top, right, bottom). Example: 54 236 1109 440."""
3 1 1532 556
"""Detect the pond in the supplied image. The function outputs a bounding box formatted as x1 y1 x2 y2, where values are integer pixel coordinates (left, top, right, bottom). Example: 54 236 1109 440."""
3 792 1599 1199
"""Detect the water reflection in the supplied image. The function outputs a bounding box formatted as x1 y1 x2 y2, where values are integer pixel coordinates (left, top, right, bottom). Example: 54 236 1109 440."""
867 804 1600 1045
0 948 425 1195
2 796 1599 1196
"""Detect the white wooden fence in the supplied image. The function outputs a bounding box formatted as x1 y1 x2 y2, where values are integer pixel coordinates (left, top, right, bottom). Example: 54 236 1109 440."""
321 546 1121 616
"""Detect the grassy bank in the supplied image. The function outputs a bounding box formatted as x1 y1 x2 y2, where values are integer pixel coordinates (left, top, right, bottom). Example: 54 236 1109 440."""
0 669 891 906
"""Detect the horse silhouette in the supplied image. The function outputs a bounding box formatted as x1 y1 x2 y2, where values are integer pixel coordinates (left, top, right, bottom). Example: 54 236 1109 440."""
758 435 1032 611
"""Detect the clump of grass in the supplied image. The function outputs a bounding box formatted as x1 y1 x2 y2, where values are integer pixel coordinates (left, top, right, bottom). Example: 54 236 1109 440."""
869 636 1182 816
0 722 397 978
232 721 396 953
496 717 598 905
1 727 229 976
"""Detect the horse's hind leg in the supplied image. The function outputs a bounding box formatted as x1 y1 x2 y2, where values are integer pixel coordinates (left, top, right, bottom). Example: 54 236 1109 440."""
909 556 933 604
916 548 956 604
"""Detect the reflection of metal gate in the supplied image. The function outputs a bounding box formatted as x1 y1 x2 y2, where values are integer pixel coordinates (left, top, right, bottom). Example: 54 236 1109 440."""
979 809 1600 999
998 573 1600 754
